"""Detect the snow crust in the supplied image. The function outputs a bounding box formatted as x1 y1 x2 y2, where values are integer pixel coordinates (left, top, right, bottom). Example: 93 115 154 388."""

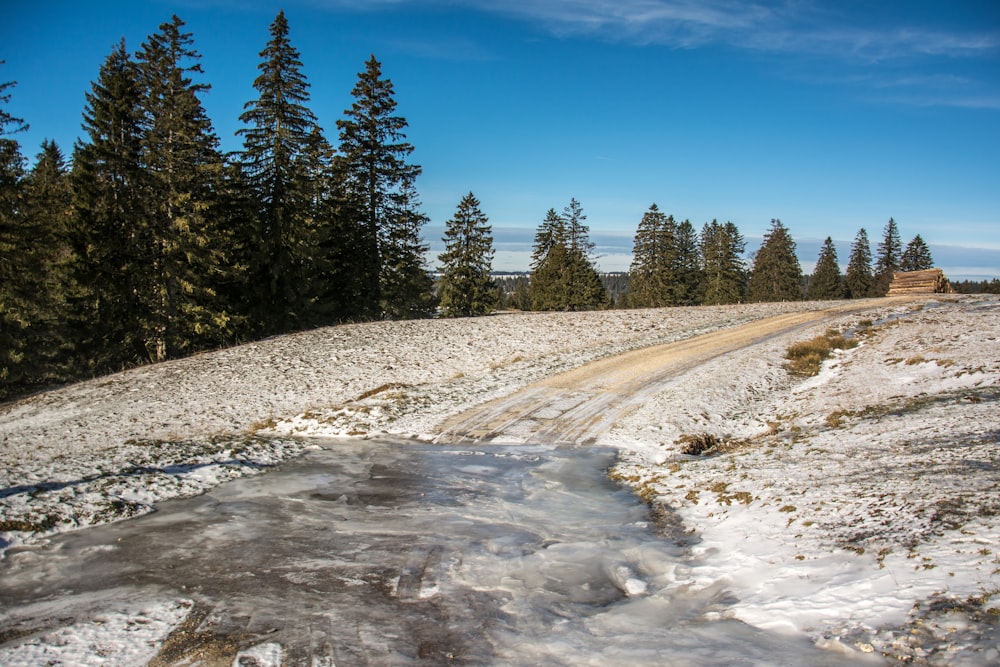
2 296 998 664
605 297 1000 664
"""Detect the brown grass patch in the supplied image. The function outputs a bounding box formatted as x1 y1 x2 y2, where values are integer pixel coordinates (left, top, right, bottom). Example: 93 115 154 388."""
785 330 858 376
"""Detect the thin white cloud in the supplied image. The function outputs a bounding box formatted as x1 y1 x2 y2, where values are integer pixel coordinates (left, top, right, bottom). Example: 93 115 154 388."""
308 1 999 61
461 0 777 48
765 26 1000 62
308 0 999 106
345 1 999 61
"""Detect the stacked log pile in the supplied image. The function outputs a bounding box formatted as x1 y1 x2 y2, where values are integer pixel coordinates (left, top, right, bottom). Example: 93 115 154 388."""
887 269 954 295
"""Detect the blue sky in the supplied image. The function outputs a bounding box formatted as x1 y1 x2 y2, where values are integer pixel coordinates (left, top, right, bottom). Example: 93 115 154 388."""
4 1 999 278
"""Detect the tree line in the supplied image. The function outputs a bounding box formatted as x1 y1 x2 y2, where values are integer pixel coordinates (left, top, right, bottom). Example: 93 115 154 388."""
625 209 935 307
0 11 949 401
2 12 453 399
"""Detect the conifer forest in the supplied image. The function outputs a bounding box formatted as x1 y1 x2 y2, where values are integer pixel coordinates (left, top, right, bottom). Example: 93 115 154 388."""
1 13 938 400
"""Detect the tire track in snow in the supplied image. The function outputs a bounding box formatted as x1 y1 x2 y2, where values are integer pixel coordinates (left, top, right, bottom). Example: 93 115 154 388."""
434 302 898 446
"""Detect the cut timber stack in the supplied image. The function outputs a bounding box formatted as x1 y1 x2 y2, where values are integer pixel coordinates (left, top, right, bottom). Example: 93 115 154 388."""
887 268 954 295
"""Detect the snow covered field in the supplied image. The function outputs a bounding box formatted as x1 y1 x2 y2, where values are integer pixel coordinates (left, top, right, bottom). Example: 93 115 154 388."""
0 300 829 551
605 296 1000 665
1 295 998 664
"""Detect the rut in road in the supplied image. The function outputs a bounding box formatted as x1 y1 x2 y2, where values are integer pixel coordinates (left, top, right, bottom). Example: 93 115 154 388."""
434 303 881 446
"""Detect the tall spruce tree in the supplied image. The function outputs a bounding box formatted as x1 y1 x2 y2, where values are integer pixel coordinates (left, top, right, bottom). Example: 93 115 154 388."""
559 198 605 309
807 237 843 300
845 227 874 298
237 10 322 333
628 204 673 308
438 192 496 317
17 140 75 389
71 40 150 372
529 200 606 310
530 208 565 270
562 198 594 257
873 217 902 296
671 219 703 305
900 234 934 271
0 67 30 396
379 181 435 319
301 125 362 326
700 220 746 305
337 55 423 319
749 219 803 302
136 15 233 359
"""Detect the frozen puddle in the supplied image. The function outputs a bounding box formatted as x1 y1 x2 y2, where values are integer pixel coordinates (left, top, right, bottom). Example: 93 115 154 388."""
0 440 853 665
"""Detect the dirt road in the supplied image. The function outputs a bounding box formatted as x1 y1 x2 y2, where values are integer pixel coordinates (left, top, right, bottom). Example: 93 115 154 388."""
434 301 890 446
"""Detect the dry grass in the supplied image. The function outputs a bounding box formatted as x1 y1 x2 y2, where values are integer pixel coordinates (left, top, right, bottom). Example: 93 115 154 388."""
677 432 723 456
785 329 858 376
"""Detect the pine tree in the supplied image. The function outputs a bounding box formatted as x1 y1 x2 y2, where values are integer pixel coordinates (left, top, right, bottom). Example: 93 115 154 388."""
700 220 746 305
807 237 843 300
70 40 150 372
562 197 595 258
210 157 256 336
237 10 322 333
749 219 803 302
438 192 496 317
0 63 28 140
562 244 608 310
873 217 902 296
0 66 29 396
845 228 874 299
302 125 362 326
337 55 423 319
559 198 605 309
628 204 672 308
530 208 565 270
671 219 702 305
17 140 75 388
136 15 233 359
900 234 934 271
379 181 435 319
529 200 606 311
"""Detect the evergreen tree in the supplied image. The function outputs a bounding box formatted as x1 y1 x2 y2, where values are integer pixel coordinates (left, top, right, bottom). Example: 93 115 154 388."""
210 157 256 336
16 140 75 388
530 208 565 270
562 245 608 310
337 55 423 319
237 10 322 333
493 275 531 311
807 237 843 300
629 209 701 307
671 219 703 305
301 125 362 326
900 234 934 271
529 200 606 310
748 219 803 302
0 63 28 136
845 227 874 299
0 67 29 396
438 192 496 317
700 220 746 305
379 181 435 319
628 204 673 308
530 242 570 311
873 217 902 295
559 198 605 309
562 197 595 257
70 40 150 372
136 15 233 359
